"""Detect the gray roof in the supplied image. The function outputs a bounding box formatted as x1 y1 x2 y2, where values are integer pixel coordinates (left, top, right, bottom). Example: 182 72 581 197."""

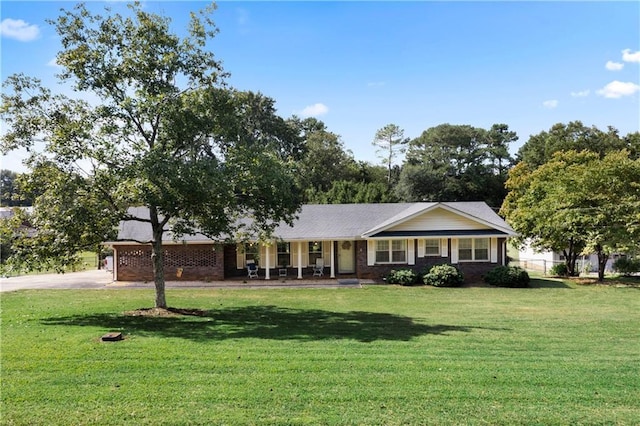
113 202 515 244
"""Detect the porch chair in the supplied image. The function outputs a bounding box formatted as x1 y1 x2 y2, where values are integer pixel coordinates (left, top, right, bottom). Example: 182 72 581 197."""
312 258 324 277
247 261 259 279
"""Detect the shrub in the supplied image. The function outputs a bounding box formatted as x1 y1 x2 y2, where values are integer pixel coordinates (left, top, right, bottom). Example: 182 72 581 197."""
423 264 464 287
613 257 640 276
385 269 419 286
484 266 530 288
549 263 568 277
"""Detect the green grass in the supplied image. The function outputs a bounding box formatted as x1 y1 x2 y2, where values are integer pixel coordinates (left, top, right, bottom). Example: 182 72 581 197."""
2 279 639 425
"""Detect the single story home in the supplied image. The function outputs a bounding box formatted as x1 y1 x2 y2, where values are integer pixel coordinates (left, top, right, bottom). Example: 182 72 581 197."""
109 202 516 282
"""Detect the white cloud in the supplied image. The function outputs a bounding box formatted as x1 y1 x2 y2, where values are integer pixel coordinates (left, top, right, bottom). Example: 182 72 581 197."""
622 48 640 63
542 100 558 109
367 81 385 87
0 18 40 42
605 61 624 71
597 80 640 98
570 90 590 97
47 57 62 68
236 8 249 26
299 103 329 118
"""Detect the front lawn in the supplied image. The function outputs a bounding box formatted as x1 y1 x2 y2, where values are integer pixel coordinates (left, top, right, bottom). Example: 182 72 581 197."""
1 282 638 425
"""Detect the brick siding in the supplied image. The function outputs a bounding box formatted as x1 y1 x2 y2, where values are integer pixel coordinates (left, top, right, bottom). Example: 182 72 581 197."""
115 244 224 281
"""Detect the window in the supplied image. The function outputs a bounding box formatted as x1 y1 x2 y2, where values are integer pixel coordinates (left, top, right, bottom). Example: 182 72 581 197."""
375 240 407 264
424 239 440 256
277 242 290 267
375 240 389 263
309 241 323 266
459 238 473 261
458 238 489 261
245 243 258 264
392 240 406 262
474 238 489 261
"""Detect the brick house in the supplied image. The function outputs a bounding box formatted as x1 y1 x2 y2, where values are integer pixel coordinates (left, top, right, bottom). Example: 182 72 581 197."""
109 202 516 282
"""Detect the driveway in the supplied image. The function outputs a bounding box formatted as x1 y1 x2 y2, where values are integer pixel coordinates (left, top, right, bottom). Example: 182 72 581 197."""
0 269 114 292
0 270 364 292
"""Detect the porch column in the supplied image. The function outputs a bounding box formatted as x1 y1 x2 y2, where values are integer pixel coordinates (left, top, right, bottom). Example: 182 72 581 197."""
297 241 303 279
265 243 271 280
330 240 335 278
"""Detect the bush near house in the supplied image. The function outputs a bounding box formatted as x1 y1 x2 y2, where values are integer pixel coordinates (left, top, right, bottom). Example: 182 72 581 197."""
385 268 419 286
613 257 640 276
484 265 530 288
423 264 464 287
549 263 569 277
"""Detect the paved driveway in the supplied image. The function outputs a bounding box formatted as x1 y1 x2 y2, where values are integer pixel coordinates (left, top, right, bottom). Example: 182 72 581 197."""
0 269 114 292
0 270 364 292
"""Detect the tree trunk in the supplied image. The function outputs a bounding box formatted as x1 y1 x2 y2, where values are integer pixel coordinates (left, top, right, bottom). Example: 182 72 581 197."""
596 245 607 282
149 206 167 309
564 237 583 276
151 237 167 308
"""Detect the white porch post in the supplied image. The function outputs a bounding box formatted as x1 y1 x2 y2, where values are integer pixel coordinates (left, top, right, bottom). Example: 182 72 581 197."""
297 241 303 279
330 241 335 278
265 243 271 280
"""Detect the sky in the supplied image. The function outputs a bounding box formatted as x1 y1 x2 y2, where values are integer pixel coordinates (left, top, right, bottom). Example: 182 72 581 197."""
1 1 639 173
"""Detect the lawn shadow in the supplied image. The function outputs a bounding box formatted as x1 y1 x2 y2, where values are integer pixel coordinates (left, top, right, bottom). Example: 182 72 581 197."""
41 305 506 343
529 278 572 289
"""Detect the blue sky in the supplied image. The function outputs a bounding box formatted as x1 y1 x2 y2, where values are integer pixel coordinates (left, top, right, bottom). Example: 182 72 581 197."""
1 1 639 173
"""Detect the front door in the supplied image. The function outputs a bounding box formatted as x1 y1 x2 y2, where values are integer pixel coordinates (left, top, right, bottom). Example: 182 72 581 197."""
338 240 355 273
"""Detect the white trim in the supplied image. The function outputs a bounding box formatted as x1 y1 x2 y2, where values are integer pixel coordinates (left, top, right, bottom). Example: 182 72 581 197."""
441 238 448 257
367 240 376 266
330 241 335 278
297 241 303 279
417 239 425 257
361 202 517 237
490 237 498 263
265 243 271 280
451 238 459 264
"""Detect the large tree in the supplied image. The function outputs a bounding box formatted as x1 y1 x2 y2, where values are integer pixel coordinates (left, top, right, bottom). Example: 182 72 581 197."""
0 2 301 308
372 123 409 184
396 123 514 207
501 150 640 280
517 121 630 168
287 116 361 201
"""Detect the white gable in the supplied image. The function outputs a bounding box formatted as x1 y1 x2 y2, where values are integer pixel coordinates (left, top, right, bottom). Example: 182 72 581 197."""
386 207 491 232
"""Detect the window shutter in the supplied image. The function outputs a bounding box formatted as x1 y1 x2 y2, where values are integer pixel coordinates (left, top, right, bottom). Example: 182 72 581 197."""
302 241 310 267
292 242 300 267
490 237 498 263
269 245 276 268
407 239 415 265
236 244 244 269
323 241 332 265
417 239 425 258
441 238 448 257
451 238 459 264
259 244 266 269
367 240 376 266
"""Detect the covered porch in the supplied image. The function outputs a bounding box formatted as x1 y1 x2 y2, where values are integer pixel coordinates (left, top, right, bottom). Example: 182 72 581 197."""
226 239 358 280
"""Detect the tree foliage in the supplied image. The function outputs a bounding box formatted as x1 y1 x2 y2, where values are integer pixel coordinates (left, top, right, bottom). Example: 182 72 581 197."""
396 123 515 207
1 170 32 207
501 148 640 280
372 123 408 184
516 121 632 168
1 2 301 307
